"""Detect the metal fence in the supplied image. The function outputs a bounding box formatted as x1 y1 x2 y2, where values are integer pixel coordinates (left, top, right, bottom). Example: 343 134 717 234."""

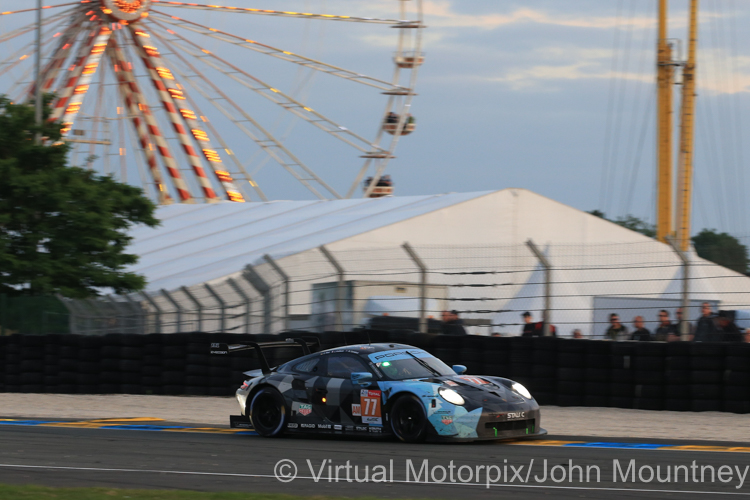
45 239 750 339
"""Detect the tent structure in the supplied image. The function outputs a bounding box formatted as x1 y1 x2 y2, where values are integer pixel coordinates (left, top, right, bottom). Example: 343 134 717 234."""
66 189 750 337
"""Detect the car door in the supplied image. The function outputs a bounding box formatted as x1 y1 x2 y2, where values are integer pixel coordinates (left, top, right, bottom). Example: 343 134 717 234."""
319 353 378 427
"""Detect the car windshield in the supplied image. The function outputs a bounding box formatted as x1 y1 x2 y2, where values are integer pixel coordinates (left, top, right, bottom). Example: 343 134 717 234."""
374 355 455 380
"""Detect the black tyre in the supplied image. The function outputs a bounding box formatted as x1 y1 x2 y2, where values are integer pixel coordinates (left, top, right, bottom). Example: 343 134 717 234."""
249 387 287 437
390 395 428 443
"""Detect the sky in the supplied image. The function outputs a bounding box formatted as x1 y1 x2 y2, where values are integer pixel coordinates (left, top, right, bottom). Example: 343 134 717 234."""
1 0 749 238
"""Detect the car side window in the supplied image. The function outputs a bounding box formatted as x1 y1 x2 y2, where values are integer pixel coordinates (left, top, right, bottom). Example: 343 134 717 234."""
326 355 370 379
293 357 321 374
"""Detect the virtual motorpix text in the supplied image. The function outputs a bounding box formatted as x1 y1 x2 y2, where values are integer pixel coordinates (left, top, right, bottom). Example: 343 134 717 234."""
274 458 750 489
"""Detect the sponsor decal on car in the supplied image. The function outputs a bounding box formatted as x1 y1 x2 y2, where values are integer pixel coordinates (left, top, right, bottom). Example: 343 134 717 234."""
507 411 525 420
444 380 458 387
368 426 382 433
287 423 299 429
355 426 368 432
441 415 453 425
352 404 362 416
458 376 488 385
363 416 382 425
359 390 382 425
293 402 313 416
344 425 354 432
317 424 332 429
300 423 316 429
334 425 342 431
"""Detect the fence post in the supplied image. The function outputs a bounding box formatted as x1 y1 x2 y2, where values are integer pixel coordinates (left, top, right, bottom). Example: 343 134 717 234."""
526 239 552 337
402 242 428 334
228 277 252 334
319 245 345 331
181 286 203 332
264 254 290 332
86 298 111 335
243 264 272 333
204 283 226 333
107 295 133 334
122 294 146 335
161 289 183 333
667 235 691 340
139 291 162 334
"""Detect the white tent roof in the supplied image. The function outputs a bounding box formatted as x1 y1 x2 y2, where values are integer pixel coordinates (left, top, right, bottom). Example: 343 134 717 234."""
128 191 493 292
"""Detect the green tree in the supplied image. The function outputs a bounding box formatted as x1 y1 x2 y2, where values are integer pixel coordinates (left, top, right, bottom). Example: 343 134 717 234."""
587 210 656 238
692 229 749 274
0 96 159 298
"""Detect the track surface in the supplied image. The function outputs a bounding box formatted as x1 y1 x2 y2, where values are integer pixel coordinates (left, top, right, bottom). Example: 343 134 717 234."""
2 423 750 499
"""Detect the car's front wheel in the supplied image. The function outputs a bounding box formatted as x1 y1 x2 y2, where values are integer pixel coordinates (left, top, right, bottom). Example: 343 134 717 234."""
249 387 287 437
390 395 428 443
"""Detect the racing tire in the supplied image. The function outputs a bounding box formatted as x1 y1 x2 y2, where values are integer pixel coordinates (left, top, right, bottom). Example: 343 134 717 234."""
389 395 428 443
249 387 288 437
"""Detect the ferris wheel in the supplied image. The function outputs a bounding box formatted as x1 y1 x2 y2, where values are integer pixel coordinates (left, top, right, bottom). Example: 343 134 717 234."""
0 0 424 203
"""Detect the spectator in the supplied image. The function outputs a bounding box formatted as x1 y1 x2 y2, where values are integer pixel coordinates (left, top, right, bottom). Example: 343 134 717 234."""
717 311 742 342
385 112 398 124
605 313 629 341
521 312 535 336
654 310 679 341
631 316 652 341
693 302 718 342
441 310 467 336
745 328 750 343
572 329 584 339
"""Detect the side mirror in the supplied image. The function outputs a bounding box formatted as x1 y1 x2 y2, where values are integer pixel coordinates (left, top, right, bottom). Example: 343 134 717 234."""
452 365 467 375
351 372 373 387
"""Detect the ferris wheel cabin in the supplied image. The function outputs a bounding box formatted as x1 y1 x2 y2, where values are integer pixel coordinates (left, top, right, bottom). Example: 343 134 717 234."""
394 51 425 69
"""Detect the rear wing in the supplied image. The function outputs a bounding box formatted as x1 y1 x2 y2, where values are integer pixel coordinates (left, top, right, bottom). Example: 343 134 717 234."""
210 337 320 375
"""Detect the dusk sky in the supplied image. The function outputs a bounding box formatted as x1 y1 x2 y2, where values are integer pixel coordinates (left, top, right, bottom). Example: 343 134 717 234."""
1 0 748 238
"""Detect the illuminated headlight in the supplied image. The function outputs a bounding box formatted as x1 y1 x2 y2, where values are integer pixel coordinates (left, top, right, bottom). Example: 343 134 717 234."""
438 387 465 406
512 382 532 399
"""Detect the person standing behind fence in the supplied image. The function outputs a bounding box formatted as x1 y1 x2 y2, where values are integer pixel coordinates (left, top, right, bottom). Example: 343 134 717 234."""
441 310 467 336
654 310 679 341
605 313 629 340
631 316 652 341
521 312 535 336
693 302 718 342
717 311 742 342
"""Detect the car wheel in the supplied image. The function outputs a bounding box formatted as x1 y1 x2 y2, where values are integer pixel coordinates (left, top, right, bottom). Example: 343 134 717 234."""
390 395 428 443
250 387 287 437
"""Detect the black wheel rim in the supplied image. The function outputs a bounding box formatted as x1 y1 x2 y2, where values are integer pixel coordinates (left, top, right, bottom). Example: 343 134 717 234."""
255 393 281 431
394 400 423 438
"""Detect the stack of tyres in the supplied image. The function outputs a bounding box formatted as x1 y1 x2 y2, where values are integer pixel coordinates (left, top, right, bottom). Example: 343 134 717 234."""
584 340 613 407
508 337 534 384
610 342 635 408
142 334 164 395
20 335 45 393
530 337 558 406
185 333 210 396
556 339 587 406
57 334 78 394
690 343 725 412
161 334 188 395
118 334 145 394
0 335 6 391
4 335 22 392
633 342 667 410
664 342 691 411
43 334 64 393
458 335 483 375
480 336 509 378
723 344 750 414
75 335 102 394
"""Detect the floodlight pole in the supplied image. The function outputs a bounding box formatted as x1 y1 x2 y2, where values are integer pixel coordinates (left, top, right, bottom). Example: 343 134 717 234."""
264 254 290 331
526 239 552 337
666 235 691 341
319 245 345 331
34 0 43 144
402 242 428 334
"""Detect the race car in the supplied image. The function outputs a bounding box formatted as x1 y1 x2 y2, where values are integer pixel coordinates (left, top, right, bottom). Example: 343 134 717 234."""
210 338 546 443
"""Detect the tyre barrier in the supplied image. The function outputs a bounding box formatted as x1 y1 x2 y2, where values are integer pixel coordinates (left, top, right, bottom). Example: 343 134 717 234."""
1 333 749 414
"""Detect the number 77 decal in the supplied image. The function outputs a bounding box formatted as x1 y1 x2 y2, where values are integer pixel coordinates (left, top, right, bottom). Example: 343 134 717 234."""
359 389 382 425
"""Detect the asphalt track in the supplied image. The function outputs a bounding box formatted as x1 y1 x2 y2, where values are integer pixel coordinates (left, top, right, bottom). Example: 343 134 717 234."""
2 419 750 499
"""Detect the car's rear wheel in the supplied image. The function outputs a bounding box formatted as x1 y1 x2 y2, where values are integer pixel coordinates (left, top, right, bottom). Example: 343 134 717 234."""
249 387 287 437
390 395 428 443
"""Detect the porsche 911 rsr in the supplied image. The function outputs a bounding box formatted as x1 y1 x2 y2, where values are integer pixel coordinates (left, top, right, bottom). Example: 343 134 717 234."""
210 339 546 443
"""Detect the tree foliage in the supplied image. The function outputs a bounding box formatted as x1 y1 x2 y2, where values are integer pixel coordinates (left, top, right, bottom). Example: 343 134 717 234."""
0 96 159 298
692 229 749 275
586 210 656 238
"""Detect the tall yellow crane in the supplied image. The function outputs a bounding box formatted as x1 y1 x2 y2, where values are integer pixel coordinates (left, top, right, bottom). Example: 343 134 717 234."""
676 0 699 251
656 0 699 251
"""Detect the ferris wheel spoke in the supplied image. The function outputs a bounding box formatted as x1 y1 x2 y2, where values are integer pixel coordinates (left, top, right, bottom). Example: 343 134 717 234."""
153 31 339 200
110 33 195 203
154 35 268 201
149 12 404 93
0 20 64 81
148 18 388 157
0 2 88 17
129 26 246 203
29 15 89 99
151 1 416 25
0 7 75 46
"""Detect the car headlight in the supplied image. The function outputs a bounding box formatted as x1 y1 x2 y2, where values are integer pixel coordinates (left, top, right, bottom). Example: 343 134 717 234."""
438 387 465 406
512 382 532 399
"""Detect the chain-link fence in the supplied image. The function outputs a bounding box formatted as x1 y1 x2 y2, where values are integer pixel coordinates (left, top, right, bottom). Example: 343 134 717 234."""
44 240 750 338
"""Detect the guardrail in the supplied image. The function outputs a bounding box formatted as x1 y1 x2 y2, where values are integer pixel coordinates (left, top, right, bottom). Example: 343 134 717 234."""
0 332 748 414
